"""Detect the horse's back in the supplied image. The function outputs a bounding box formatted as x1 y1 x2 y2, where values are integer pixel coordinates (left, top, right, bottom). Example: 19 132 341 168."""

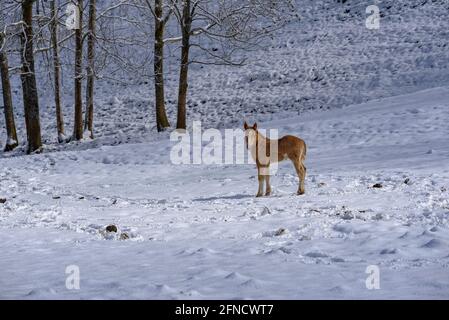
278 135 306 160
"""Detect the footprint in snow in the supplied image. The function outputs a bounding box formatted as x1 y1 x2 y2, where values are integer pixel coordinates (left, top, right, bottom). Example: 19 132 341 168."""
328 286 345 294
330 257 345 263
240 279 264 289
380 248 398 255
262 228 288 237
264 247 292 255
155 284 177 295
225 272 249 281
305 251 329 258
421 239 443 249
398 231 410 239
26 288 57 297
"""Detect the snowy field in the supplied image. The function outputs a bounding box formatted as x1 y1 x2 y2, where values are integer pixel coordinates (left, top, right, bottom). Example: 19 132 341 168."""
1 0 449 300
1 86 448 299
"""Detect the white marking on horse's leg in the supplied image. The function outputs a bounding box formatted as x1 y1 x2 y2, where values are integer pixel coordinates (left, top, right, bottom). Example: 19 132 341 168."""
265 174 271 196
257 173 265 197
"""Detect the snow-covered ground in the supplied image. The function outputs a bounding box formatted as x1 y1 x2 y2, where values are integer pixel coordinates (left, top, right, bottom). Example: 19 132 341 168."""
1 86 448 299
1 0 448 300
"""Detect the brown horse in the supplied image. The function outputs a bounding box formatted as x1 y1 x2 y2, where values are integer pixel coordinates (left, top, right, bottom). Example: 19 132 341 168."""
244 122 307 197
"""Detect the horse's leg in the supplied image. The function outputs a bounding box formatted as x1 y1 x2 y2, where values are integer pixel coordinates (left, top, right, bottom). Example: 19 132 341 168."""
257 166 265 197
293 158 306 195
265 172 272 196
298 163 306 195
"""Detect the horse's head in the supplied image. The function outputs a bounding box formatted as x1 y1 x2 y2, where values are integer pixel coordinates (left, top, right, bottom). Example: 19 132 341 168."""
244 121 258 149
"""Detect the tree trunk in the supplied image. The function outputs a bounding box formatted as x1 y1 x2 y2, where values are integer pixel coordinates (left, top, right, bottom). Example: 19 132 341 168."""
73 0 83 141
154 0 170 132
84 0 96 139
176 0 191 130
0 34 19 152
50 0 65 143
21 0 42 154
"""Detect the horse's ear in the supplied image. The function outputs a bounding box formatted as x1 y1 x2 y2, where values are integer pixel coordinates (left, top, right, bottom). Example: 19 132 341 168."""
253 123 258 130
244 121 249 130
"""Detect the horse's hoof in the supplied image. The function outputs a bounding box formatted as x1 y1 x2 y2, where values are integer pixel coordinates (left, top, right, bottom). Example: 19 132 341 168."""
256 193 263 198
265 192 271 196
297 190 305 195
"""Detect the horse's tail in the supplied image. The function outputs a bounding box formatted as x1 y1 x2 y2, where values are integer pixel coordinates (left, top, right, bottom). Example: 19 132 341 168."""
301 141 307 162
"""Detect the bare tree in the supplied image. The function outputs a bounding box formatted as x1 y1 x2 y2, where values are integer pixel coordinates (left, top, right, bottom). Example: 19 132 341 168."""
84 0 96 138
21 0 42 153
50 0 66 143
73 0 84 141
142 0 172 132
175 0 191 130
168 0 297 130
2 0 296 154
0 3 19 152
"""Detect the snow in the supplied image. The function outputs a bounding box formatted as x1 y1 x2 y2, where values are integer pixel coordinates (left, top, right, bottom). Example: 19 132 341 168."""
1 86 449 299
1 0 449 300
5 137 17 147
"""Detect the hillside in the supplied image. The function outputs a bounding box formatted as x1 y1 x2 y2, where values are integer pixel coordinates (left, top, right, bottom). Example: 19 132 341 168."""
1 0 449 153
1 87 449 298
